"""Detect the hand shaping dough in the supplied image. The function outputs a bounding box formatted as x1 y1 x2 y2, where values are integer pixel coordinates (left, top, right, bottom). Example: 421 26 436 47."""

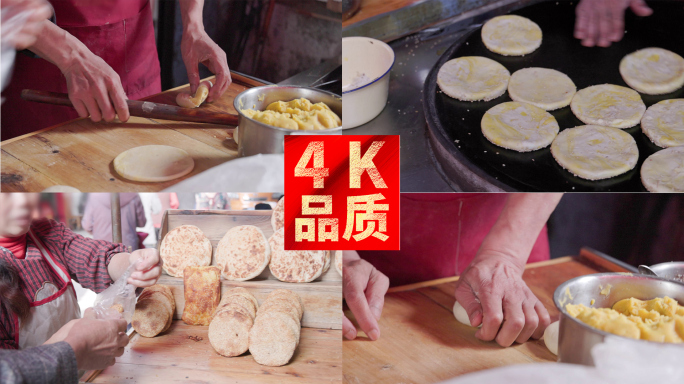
551 125 639 180
570 84 646 129
620 48 684 95
481 101 559 152
176 80 213 108
640 146 684 192
543 321 559 356
437 57 510 101
113 145 194 182
481 15 542 56
640 99 684 148
508 68 576 110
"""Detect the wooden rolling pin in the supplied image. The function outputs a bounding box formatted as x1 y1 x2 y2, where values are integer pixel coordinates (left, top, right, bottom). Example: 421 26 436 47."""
21 89 239 126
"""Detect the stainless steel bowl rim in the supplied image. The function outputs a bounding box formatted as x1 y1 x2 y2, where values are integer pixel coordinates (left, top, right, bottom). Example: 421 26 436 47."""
233 85 343 134
553 272 684 345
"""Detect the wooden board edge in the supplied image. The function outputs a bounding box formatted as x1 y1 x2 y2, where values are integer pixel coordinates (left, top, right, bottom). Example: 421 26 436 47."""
388 256 577 293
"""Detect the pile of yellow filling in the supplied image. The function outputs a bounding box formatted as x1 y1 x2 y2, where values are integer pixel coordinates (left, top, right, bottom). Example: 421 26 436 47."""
566 297 684 343
241 98 341 130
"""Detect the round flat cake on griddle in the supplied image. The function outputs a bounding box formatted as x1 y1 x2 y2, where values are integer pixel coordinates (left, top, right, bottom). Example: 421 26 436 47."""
216 225 270 281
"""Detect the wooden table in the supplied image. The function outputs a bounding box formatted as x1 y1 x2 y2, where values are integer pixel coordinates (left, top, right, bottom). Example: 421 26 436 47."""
1 73 265 192
342 249 630 384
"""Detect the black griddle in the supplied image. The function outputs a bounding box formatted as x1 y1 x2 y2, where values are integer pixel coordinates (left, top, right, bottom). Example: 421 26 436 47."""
423 0 684 192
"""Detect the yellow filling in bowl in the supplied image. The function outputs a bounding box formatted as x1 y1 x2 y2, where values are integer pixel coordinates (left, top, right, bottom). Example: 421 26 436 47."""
241 98 341 130
566 297 684 343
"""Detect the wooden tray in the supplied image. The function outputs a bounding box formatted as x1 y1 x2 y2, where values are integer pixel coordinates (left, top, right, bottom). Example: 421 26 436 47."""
157 209 342 330
83 209 343 383
1 73 265 192
342 248 631 384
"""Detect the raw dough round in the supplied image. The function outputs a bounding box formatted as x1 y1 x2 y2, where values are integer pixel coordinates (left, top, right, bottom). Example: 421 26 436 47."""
640 146 684 192
481 101 559 152
640 99 684 148
570 84 646 129
437 57 510 102
41 185 81 193
113 145 194 182
508 68 576 111
551 125 639 180
453 301 471 326
481 15 542 56
620 48 684 95
543 320 559 356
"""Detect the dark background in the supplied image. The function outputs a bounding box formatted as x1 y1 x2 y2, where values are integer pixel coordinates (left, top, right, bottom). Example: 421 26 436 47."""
548 194 684 265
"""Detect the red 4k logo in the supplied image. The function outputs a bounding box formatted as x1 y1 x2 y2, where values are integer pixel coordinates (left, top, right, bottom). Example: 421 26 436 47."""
284 135 400 251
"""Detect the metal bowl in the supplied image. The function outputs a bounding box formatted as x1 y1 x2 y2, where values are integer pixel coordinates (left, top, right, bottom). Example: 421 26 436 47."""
233 85 343 157
650 262 684 284
553 273 684 366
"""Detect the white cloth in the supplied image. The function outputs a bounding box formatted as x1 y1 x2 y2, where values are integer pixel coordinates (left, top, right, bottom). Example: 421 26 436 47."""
18 230 80 349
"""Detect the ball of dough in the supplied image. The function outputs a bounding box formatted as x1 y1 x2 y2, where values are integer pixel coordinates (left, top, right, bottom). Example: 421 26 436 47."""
113 145 195 182
437 57 510 101
481 101 559 152
508 68 576 111
620 48 684 95
641 146 684 192
481 15 542 56
551 125 639 180
453 301 471 326
640 99 684 148
543 320 559 356
570 84 646 129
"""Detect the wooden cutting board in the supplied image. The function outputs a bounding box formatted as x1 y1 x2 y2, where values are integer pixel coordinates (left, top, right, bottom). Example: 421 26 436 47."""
86 322 342 384
158 210 343 330
1 73 264 192
342 249 631 384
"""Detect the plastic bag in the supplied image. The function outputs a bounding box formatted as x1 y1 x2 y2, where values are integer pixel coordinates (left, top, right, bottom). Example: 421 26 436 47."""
92 259 140 323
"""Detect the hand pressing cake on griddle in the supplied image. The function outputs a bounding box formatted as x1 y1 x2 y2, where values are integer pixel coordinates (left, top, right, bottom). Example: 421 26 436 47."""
550 125 639 181
159 225 212 277
640 99 684 148
640 146 684 192
570 84 646 129
481 101 559 152
268 228 326 283
507 68 576 111
249 289 303 366
620 48 684 95
132 285 175 337
437 57 510 101
182 266 221 326
481 15 542 56
209 288 259 357
215 225 270 281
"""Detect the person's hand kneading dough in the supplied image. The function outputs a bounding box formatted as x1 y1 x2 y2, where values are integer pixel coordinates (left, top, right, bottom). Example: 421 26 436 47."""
454 194 559 347
343 251 390 341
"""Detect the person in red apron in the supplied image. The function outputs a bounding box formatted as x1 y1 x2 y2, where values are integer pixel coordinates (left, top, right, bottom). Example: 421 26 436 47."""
1 0 231 141
343 193 563 348
0 193 163 382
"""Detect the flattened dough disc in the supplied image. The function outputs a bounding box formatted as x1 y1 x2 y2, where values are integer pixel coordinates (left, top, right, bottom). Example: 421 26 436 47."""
620 48 684 95
641 146 684 192
481 101 559 152
508 68 576 111
570 84 646 129
437 56 510 101
481 15 542 56
640 99 684 148
113 145 194 182
551 125 639 180
544 320 559 356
